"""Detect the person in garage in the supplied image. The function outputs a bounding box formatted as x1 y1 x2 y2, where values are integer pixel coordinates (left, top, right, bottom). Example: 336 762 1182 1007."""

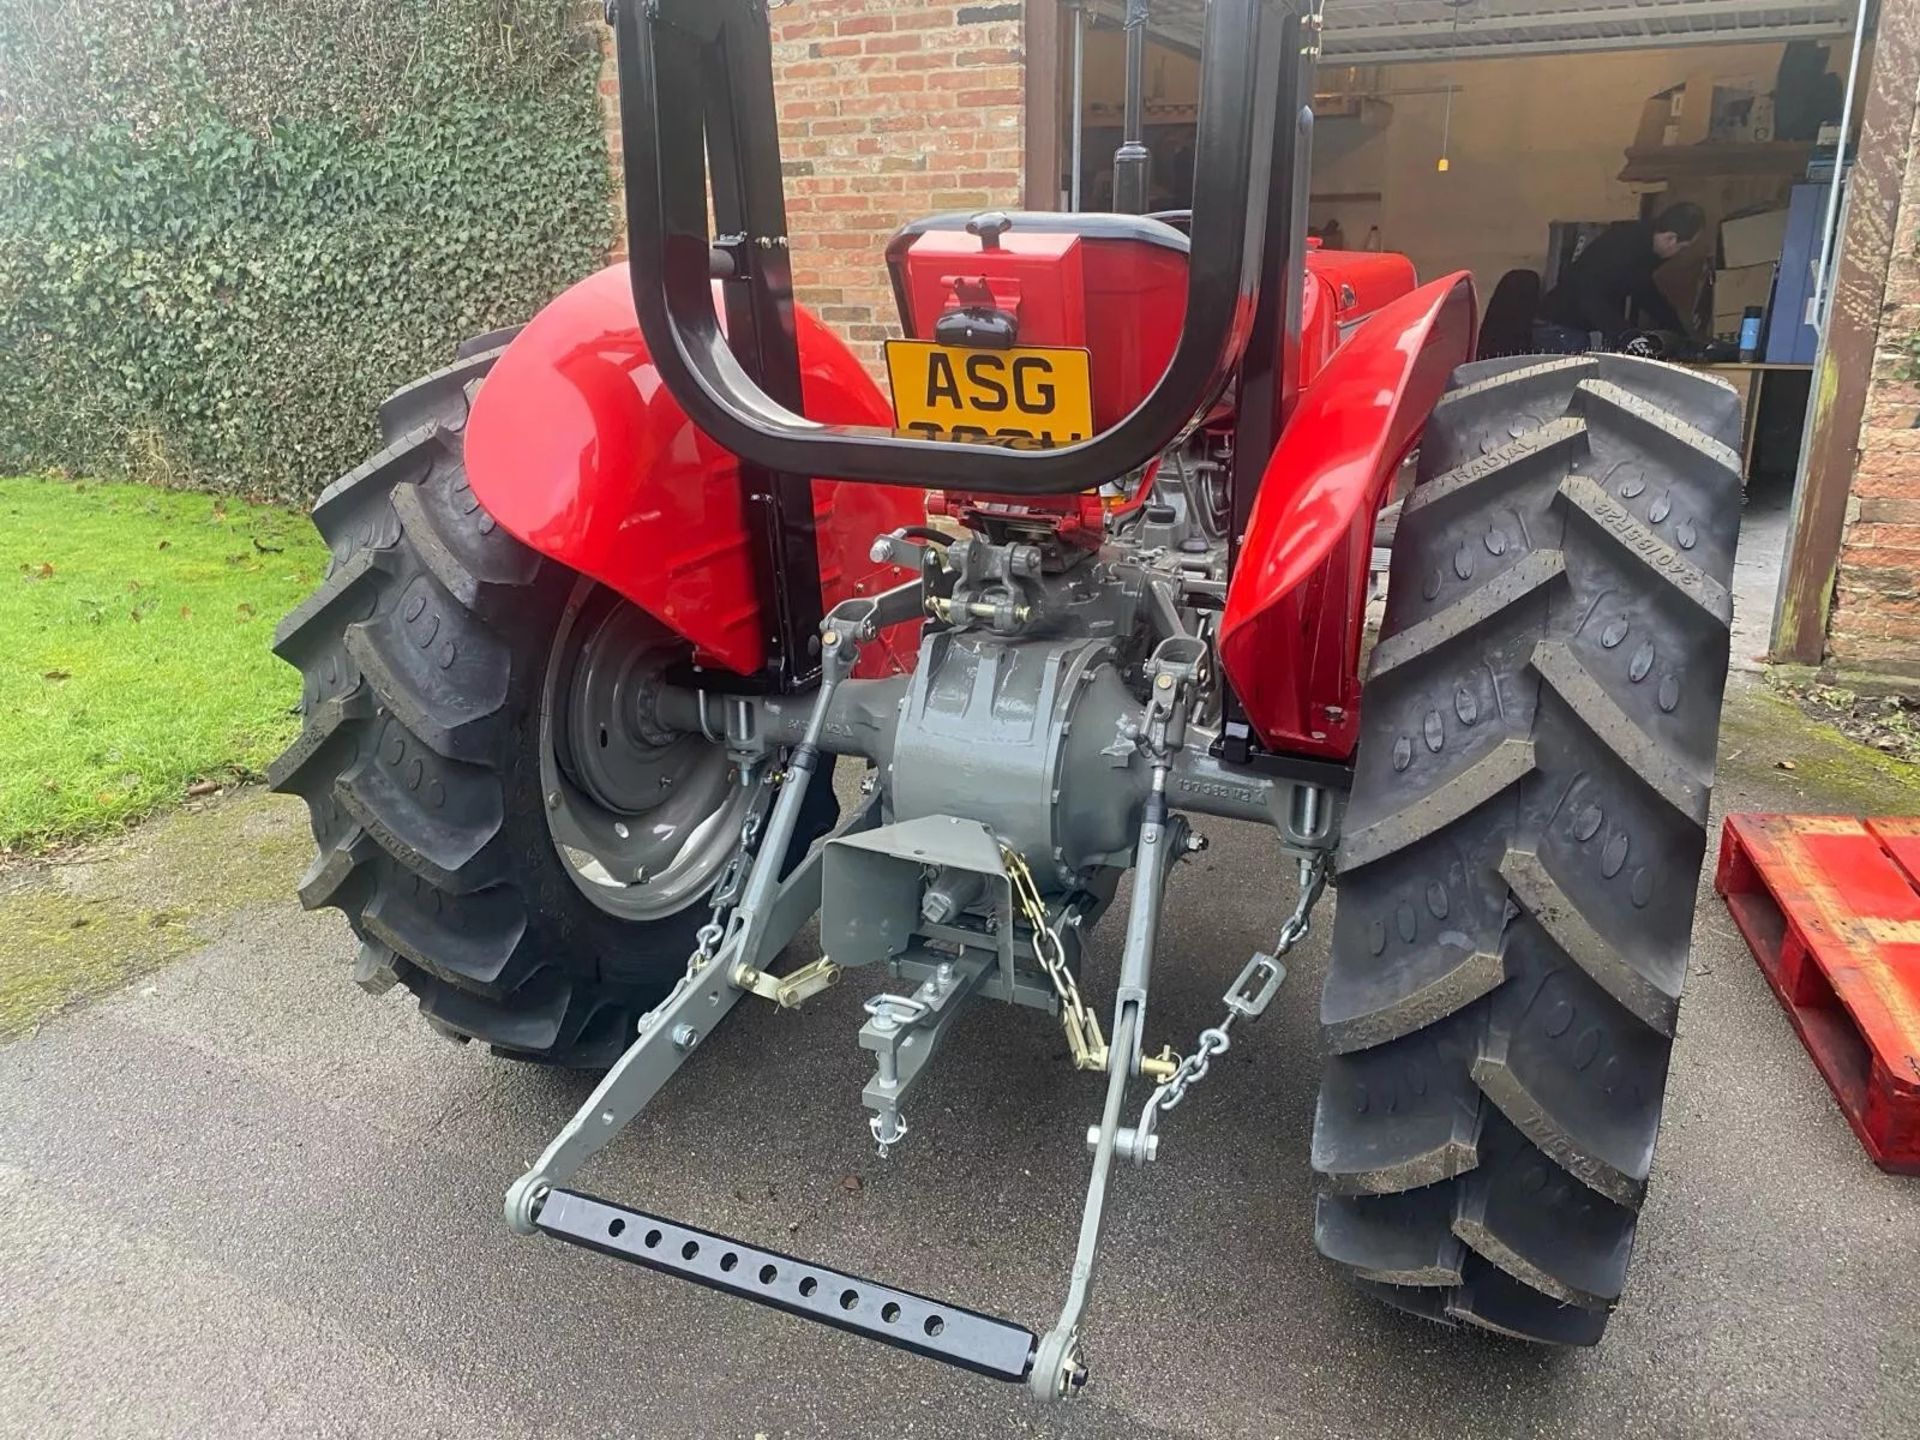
1534 201 1706 352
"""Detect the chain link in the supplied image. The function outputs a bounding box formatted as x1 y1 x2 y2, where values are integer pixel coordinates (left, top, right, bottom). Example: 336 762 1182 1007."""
1150 1024 1231 1112
1136 851 1328 1125
1270 856 1324 956
1002 846 1109 1072
636 767 777 1033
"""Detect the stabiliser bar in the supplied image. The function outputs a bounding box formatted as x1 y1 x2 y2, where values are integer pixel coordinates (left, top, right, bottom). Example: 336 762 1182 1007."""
536 1190 1038 1383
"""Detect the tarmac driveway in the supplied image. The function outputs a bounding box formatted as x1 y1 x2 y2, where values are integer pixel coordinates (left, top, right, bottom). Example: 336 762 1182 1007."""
2 676 1918 1438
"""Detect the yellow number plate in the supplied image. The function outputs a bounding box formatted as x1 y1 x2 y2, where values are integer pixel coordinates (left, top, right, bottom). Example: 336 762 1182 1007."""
884 341 1094 447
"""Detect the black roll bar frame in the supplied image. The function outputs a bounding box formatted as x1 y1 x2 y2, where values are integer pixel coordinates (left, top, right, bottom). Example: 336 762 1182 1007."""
613 0 1300 498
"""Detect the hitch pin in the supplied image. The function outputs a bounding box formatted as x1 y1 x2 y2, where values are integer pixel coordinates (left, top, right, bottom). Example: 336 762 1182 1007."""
1139 1046 1179 1082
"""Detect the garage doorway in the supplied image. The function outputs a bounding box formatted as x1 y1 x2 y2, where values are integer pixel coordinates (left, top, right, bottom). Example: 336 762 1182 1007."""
1053 0 1878 670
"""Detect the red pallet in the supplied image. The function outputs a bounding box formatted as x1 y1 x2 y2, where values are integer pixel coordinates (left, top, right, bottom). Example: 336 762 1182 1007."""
1715 814 1920 1174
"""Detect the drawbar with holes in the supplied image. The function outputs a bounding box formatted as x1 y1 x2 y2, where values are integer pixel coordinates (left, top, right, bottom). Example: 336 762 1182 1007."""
534 1189 1038 1381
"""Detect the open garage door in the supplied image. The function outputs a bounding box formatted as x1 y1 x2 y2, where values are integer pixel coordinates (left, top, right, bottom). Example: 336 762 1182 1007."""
1061 0 1888 682
1094 0 1857 62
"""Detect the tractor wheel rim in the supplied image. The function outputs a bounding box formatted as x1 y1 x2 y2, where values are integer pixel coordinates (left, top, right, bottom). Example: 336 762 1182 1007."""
538 581 749 921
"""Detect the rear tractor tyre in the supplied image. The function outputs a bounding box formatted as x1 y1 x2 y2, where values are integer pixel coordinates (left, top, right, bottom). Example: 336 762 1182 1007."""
1312 354 1743 1341
269 339 836 1066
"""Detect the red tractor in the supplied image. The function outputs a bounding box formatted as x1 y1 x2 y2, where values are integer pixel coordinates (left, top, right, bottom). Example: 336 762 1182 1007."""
272 0 1742 1398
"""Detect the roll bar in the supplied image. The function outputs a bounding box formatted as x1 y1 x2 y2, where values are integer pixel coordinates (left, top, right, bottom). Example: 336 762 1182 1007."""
614 0 1299 496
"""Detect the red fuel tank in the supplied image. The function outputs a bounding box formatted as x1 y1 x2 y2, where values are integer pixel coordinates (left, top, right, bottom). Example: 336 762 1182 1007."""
886 212 1190 429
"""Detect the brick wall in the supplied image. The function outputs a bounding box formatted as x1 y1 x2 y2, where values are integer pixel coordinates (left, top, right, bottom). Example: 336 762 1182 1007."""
593 14 627 260
594 2 1030 377
1827 94 1920 681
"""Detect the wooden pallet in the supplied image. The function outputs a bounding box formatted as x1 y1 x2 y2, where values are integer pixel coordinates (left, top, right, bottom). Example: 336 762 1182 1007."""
1715 814 1920 1174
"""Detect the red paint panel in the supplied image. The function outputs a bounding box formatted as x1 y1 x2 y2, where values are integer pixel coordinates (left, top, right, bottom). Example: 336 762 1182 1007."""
1306 248 1419 327
463 265 925 677
1296 269 1340 390
1220 272 1477 757
896 230 1083 381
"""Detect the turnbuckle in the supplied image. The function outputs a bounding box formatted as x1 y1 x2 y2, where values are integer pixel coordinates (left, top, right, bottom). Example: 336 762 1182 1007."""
1225 948 1287 1019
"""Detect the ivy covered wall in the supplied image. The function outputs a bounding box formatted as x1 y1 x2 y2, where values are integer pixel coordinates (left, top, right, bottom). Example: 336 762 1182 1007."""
0 0 614 502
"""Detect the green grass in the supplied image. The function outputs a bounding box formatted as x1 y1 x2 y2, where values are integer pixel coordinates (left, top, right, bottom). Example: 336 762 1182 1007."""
0 474 326 851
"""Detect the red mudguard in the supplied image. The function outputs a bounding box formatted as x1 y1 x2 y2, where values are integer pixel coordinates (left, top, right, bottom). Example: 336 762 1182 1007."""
463 265 925 676
1221 272 1477 759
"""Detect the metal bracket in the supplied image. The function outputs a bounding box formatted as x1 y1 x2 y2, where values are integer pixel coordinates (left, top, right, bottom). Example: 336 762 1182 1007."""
861 953 996 1153
733 955 840 1009
825 576 925 642
1144 634 1208 689
894 947 1057 1013
821 815 1020 996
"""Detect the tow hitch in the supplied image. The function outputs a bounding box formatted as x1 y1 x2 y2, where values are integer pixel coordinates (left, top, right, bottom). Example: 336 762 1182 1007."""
504 593 1335 1400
